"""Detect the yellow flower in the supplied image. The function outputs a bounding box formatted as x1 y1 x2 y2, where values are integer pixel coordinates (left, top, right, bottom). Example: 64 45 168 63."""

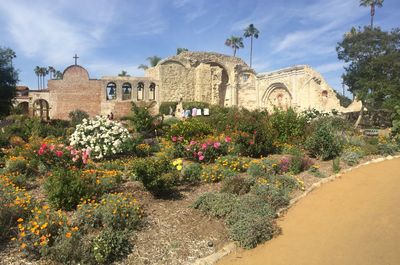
71 226 79 232
17 218 24 223
65 232 72 238
20 243 27 249
176 165 182 171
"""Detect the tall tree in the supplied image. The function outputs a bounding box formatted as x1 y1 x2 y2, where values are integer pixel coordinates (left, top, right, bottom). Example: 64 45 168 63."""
177 48 189 55
54 70 63 80
34 66 40 89
243 24 260 68
225 36 244 57
137 64 149 70
147 56 162 67
118 70 130 77
0 47 18 117
360 0 384 28
336 26 400 127
48 66 55 79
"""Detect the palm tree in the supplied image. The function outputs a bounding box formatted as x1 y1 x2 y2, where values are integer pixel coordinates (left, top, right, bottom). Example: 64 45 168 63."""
225 36 244 57
48 66 55 79
40 67 48 89
360 0 384 28
118 70 130 77
138 64 149 70
147 56 162 67
243 24 260 68
34 66 40 89
54 70 63 80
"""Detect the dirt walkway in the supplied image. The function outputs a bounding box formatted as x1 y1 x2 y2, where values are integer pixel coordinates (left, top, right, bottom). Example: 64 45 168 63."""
218 158 400 265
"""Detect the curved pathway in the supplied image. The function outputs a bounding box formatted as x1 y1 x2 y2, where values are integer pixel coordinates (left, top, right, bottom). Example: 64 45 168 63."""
218 158 400 265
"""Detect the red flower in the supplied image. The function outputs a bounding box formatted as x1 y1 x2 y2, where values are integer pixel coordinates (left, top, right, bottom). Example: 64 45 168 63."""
225 136 231 143
55 150 63 157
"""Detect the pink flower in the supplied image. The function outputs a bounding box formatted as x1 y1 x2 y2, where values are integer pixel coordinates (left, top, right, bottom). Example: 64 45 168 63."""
249 141 254 145
189 140 196 146
197 151 203 156
40 143 47 149
172 136 177 142
225 136 231 143
55 150 63 157
49 145 55 151
201 143 207 150
178 136 184 142
213 142 221 149
199 155 204 161
38 148 44 155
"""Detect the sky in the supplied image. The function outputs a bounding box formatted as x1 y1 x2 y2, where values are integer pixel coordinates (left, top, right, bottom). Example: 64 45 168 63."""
0 0 399 96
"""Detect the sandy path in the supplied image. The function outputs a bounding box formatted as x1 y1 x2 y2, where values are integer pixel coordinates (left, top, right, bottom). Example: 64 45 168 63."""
218 158 400 265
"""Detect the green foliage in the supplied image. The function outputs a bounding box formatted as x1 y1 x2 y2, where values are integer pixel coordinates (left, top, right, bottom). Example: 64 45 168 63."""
247 158 280 178
122 102 161 134
270 108 307 145
332 157 341 173
305 123 343 160
216 155 251 172
181 162 202 183
0 47 17 117
182 101 210 110
159 102 178 115
69 109 89 127
342 148 364 166
201 163 237 182
221 175 252 195
337 26 400 112
44 169 89 210
391 105 400 136
176 48 189 55
282 147 313 174
336 93 352 108
130 156 178 194
192 192 238 218
166 118 213 139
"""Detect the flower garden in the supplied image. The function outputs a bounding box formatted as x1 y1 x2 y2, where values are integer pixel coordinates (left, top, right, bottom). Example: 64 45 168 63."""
1 105 400 264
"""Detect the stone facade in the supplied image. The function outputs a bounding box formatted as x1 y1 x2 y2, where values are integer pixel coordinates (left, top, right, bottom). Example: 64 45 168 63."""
15 51 360 120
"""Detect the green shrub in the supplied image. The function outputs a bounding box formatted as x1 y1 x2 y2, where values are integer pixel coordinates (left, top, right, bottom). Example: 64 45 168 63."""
305 123 343 160
270 108 307 145
166 118 212 139
49 228 88 265
92 228 133 264
44 169 90 210
159 102 178 115
332 157 341 173
130 156 178 194
5 156 27 174
247 158 280 178
192 192 238 218
182 101 210 110
201 163 237 182
221 175 252 195
69 109 89 127
76 193 141 232
281 147 313 174
341 150 363 166
181 162 202 183
216 155 251 172
250 182 291 210
226 195 275 249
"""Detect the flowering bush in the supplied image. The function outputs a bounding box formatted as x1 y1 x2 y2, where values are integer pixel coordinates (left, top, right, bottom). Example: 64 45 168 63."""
216 155 250 172
70 116 131 160
0 174 35 241
75 193 142 232
201 163 237 182
247 158 280 178
183 136 231 163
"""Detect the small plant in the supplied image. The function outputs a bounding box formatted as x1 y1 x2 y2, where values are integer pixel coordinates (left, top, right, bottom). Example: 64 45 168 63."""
247 158 280 178
221 175 252 195
201 163 237 182
309 165 325 178
181 162 202 184
341 150 363 166
216 155 251 172
332 157 341 173
305 124 343 160
192 192 238 218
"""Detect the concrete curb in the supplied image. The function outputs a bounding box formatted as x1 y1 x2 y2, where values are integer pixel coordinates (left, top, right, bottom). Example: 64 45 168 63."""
193 154 400 265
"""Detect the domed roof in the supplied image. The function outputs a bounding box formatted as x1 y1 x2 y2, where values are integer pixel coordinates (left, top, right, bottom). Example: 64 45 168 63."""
62 65 90 80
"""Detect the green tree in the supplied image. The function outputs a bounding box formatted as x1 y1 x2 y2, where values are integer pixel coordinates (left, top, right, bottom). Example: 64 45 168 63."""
137 56 162 71
336 26 400 127
34 66 40 89
225 36 244 57
118 70 130 77
243 24 260 68
48 66 55 79
177 48 189 55
360 0 384 28
137 64 148 70
0 47 18 117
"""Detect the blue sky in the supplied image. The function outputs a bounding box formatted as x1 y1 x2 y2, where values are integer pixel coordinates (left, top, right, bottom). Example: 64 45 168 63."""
0 0 399 96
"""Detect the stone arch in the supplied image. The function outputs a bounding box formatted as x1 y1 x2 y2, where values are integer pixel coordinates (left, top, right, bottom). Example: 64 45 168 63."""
106 82 117 100
149 82 156 101
33 99 49 120
17 102 29 115
122 82 132 100
262 83 292 111
137 82 144 101
159 60 187 68
206 62 229 106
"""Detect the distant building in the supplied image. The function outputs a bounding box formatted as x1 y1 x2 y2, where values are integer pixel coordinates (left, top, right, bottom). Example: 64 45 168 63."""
14 51 360 120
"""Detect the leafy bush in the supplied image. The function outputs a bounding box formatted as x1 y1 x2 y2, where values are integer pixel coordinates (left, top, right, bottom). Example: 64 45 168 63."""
5 156 27 174
70 116 130 159
341 150 363 166
270 108 307 145
182 101 210 110
76 193 141 231
69 109 89 127
192 192 238 218
332 157 341 173
250 181 291 210
216 155 251 172
221 175 252 195
130 156 178 193
167 118 212 139
159 102 178 115
201 163 237 182
181 162 202 183
280 147 313 174
92 228 133 264
305 123 343 160
247 158 280 178
183 137 230 163
122 102 162 135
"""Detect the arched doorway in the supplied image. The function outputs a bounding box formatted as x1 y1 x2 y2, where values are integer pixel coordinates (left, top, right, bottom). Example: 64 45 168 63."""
33 99 49 120
17 102 29 115
262 83 292 111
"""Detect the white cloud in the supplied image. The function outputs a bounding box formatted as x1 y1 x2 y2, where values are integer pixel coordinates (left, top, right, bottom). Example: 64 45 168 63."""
315 62 343 74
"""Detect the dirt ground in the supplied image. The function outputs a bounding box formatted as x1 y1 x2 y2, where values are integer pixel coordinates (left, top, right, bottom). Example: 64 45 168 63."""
218 157 400 265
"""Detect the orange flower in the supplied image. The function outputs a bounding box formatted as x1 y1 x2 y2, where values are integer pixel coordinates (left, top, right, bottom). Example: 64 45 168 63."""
17 218 24 223
71 226 79 232
20 243 27 249
65 232 72 238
